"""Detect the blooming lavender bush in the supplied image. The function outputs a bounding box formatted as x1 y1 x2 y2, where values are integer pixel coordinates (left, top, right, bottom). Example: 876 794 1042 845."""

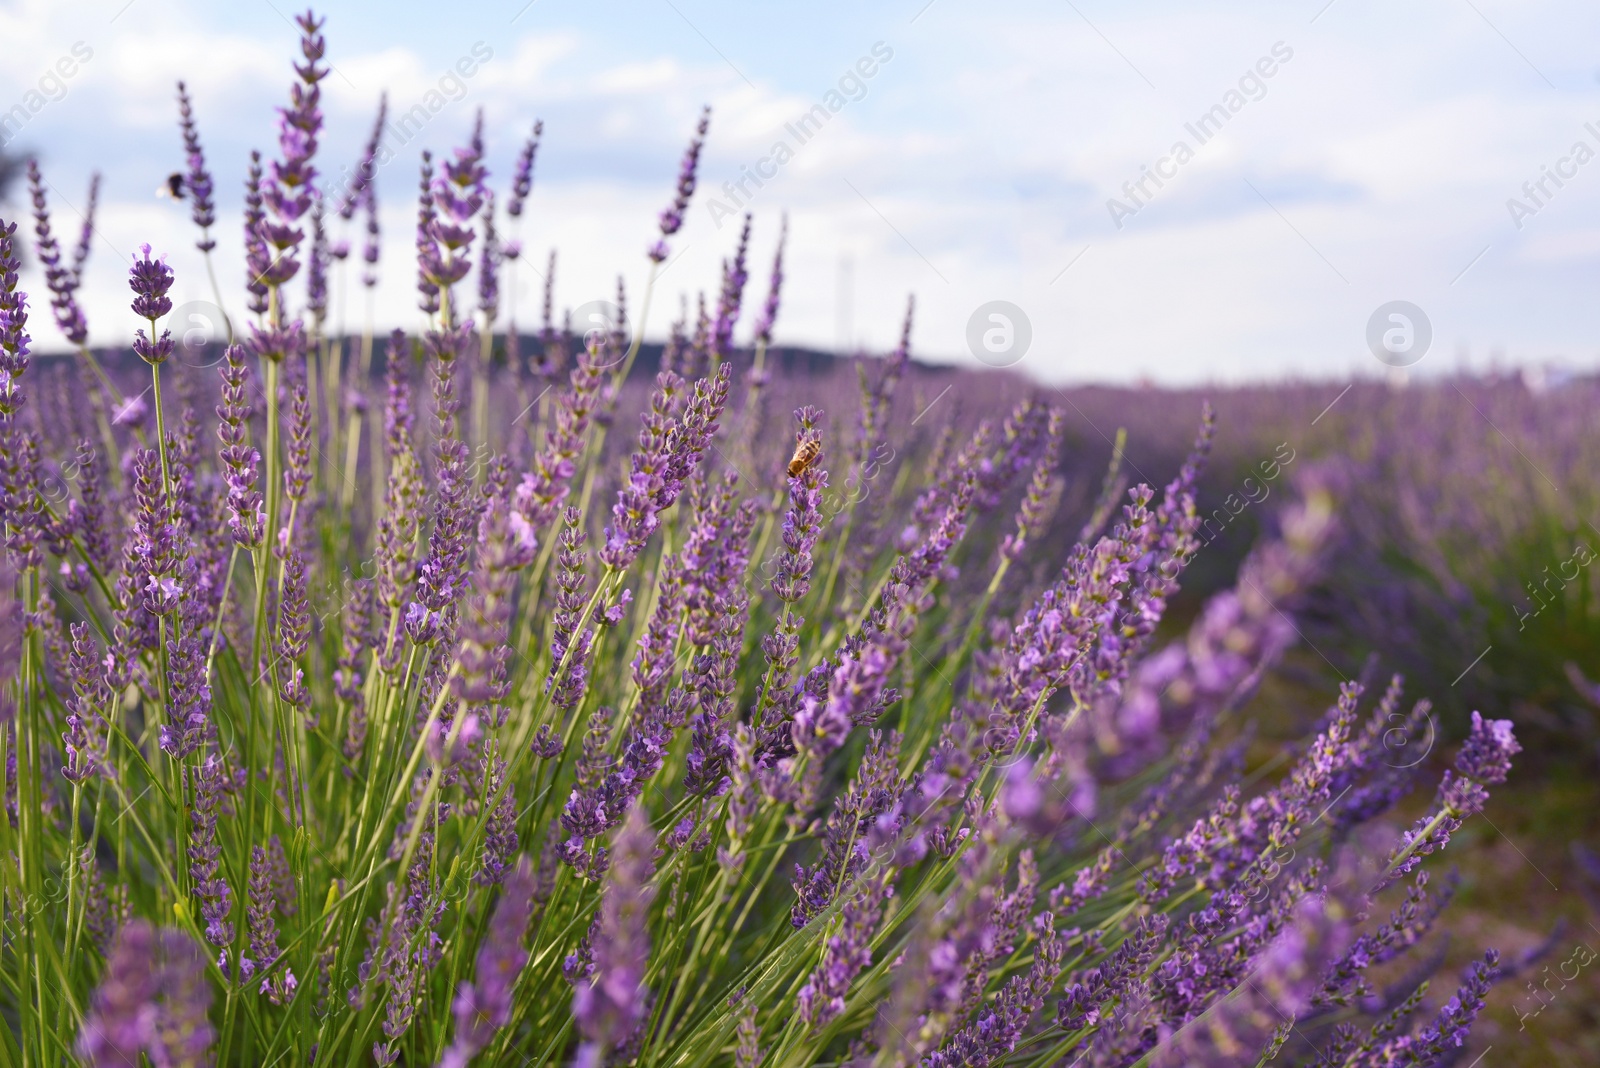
0 13 1525 1067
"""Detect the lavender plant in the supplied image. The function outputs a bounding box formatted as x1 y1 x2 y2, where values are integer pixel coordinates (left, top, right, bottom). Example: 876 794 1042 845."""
0 14 1522 1068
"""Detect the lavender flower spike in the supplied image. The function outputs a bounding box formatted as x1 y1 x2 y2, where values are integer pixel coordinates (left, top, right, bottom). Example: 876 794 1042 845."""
1382 710 1520 885
507 119 543 219
189 755 234 947
796 882 889 1030
1369 950 1500 1064
440 857 537 1068
573 801 658 1068
72 172 100 284
27 160 89 345
0 220 30 419
176 81 218 250
153 927 217 1067
78 921 216 1068
772 406 825 604
338 92 388 220
649 105 710 263
752 213 787 348
362 171 382 288
255 8 328 289
79 921 158 1067
248 844 298 1003
216 344 264 547
130 244 175 365
61 621 106 782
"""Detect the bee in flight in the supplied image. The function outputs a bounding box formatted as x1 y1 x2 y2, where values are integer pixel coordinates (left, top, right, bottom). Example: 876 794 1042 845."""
159 173 186 199
788 436 821 478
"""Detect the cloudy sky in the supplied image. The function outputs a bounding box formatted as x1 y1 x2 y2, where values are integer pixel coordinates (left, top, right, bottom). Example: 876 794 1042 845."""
2 0 1599 384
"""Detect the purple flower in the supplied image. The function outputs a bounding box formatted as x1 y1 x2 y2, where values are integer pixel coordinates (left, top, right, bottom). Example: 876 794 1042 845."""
336 577 374 756
110 396 148 428
365 796 450 1064
362 177 382 287
1317 870 1456 1008
476 759 519 886
129 243 174 322
790 732 900 929
283 359 313 503
156 561 213 758
852 295 914 479
683 590 749 797
1370 950 1500 1064
872 834 1036 1060
477 189 500 323
751 213 786 347
133 327 175 366
507 119 542 218
709 214 751 364
441 857 537 1068
1001 407 1064 561
512 334 604 530
1057 915 1167 1031
924 916 1064 1068
0 220 32 418
411 345 477 621
572 801 657 1066
61 621 106 783
772 406 826 603
306 196 330 327
599 370 684 569
796 880 891 1031
1454 710 1519 783
1150 893 1353 1067
455 496 534 709
276 549 312 714
152 927 217 1067
216 345 264 546
79 921 215 1068
649 105 710 262
188 755 234 946
176 81 218 249
27 160 90 345
337 93 387 220
81 848 128 954
245 844 297 1003
1382 711 1521 885
426 711 482 766
245 316 304 364
78 920 159 1066
254 9 328 290
243 151 271 312
547 508 596 712
73 173 100 281
418 112 488 306
414 151 441 314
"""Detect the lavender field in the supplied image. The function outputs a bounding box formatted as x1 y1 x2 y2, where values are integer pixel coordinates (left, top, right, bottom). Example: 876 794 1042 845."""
2 8 1598 1068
